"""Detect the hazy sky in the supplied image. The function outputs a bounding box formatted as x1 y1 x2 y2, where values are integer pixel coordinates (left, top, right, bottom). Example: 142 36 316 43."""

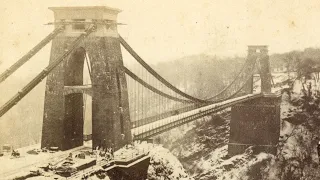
1 0 320 69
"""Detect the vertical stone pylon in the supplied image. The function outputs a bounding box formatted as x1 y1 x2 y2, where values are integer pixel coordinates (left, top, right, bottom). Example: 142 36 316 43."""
41 6 132 151
228 46 280 156
247 45 272 94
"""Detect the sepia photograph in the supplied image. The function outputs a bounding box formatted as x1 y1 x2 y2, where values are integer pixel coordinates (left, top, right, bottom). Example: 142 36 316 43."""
1 0 320 179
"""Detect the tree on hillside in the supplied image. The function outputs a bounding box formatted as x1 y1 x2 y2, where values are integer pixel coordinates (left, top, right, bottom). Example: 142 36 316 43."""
303 48 320 62
295 57 320 97
283 51 301 78
297 58 318 81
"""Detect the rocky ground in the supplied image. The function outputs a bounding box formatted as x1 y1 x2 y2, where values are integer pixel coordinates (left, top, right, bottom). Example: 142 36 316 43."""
10 73 320 180
150 74 320 180
23 87 320 180
159 111 274 180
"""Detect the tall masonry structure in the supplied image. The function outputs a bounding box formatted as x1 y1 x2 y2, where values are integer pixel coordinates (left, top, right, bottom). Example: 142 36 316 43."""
248 45 272 93
228 45 281 155
41 6 132 151
242 45 272 94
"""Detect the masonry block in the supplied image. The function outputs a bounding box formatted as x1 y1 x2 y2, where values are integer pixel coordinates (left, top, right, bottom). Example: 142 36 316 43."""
41 37 85 150
228 94 281 155
106 156 151 180
41 6 132 151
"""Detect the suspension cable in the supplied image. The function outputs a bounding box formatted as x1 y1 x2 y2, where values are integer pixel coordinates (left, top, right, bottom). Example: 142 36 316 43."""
119 35 209 104
0 26 65 84
123 66 192 103
0 25 96 118
206 57 253 101
222 60 258 100
211 58 258 103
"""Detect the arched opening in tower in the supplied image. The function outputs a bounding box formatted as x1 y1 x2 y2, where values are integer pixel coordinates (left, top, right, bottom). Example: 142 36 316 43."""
83 52 92 142
63 47 87 149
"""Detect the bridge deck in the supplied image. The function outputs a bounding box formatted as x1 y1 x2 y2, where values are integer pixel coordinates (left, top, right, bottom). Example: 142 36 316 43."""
132 93 262 139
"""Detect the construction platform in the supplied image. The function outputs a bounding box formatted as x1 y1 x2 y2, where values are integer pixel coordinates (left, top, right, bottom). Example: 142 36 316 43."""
0 141 150 180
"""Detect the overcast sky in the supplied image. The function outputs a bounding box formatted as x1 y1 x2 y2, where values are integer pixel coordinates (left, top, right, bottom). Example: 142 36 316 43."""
1 0 320 70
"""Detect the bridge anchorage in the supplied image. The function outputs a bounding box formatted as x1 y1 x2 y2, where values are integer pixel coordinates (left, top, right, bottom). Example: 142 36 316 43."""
0 5 280 180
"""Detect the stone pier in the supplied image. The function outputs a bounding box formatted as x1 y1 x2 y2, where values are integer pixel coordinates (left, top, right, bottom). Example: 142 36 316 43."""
41 6 131 151
228 94 281 155
228 45 280 155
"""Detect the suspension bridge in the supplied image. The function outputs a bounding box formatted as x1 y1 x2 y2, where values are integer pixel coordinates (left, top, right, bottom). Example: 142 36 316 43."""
0 5 281 179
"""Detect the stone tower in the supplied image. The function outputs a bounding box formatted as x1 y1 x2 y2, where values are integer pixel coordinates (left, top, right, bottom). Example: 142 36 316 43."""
228 46 280 155
248 45 272 93
41 6 132 151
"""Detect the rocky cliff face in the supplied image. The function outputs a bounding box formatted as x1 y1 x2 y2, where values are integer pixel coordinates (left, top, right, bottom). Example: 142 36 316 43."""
153 73 320 180
159 113 275 180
